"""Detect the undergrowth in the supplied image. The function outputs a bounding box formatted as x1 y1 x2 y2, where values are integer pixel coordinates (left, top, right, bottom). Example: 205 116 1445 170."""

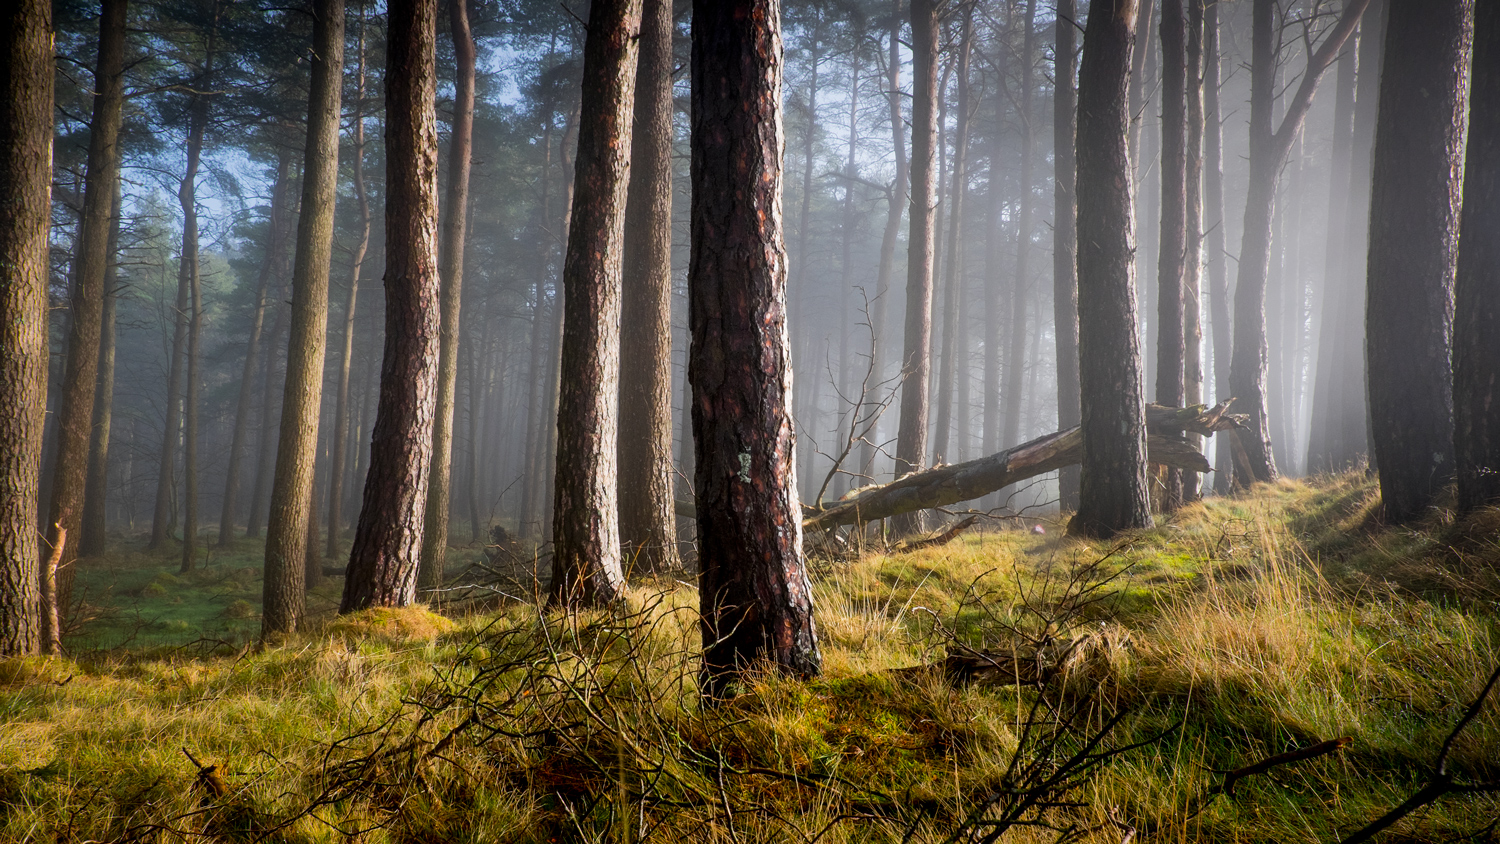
2 471 1498 842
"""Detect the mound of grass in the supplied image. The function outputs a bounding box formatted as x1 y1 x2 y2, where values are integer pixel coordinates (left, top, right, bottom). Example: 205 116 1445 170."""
3 473 1498 842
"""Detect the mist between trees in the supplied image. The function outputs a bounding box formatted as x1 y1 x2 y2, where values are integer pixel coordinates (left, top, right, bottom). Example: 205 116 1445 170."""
2 0 1497 685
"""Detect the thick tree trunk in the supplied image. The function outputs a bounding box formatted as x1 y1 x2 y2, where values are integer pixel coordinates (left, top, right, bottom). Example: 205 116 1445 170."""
549 0 640 608
326 14 370 558
1367 0 1473 524
1054 0 1081 510
1154 0 1187 511
808 403 1241 532
45 0 126 599
418 0 475 593
0 0 52 656
340 0 441 613
264 0 343 634
81 187 123 556
1204 0 1231 494
1456 0 1500 514
1228 0 1369 486
894 0 939 535
221 148 295 548
617 0 679 574
933 7 972 467
1071 0 1152 539
691 0 820 698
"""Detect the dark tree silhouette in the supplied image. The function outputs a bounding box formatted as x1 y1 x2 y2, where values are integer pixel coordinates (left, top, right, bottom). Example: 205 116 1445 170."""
1155 0 1187 510
1053 0 1081 510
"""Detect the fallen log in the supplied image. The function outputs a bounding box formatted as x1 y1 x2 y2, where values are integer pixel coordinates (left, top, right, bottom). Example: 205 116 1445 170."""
803 401 1245 532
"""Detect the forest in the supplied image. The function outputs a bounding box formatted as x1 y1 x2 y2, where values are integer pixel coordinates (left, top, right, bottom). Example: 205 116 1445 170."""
0 0 1498 840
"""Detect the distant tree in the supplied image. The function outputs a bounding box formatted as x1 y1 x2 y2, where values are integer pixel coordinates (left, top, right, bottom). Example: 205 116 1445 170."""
340 0 441 612
1203 0 1231 494
1154 0 1186 511
45 0 127 599
550 0 641 608
1054 0 1081 510
0 0 52 656
1003 0 1040 452
81 186 124 556
692 0 821 698
1456 0 1500 514
617 0 679 574
1181 0 1205 502
1070 0 1152 539
264 0 344 635
893 0 939 535
1367 0 1473 523
933 4 972 468
419 0 476 593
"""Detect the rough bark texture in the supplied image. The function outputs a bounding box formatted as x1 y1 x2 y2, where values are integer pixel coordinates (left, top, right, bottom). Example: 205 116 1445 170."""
1154 0 1187 510
418 0 474 593
808 403 1242 532
82 187 123 556
1182 0 1204 501
264 0 343 634
1367 0 1473 523
0 0 51 656
1071 0 1152 539
617 0 679 574
549 0 640 608
221 148 294 548
340 0 441 613
1456 0 1500 514
1054 0 1081 510
933 8 972 467
328 17 371 558
45 0 126 594
691 0 820 698
1227 0 1369 486
894 0 939 535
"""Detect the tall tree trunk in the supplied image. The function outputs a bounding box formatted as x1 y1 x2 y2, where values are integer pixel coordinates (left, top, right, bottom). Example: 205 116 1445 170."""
617 0 678 574
48 0 126 592
834 49 861 497
691 0 820 699
340 0 441 613
247 295 287 538
1070 0 1152 539
1307 38 1357 475
934 6 973 467
1181 0 1205 501
0 0 52 656
1054 0 1081 510
1127 0 1157 170
464 322 483 539
893 0 939 535
221 146 295 547
327 7 371 559
858 1 908 488
518 103 555 542
795 26 824 504
1154 0 1187 510
549 0 640 609
1203 0 1231 494
1456 0 1500 514
418 0 474 593
264 0 344 634
178 20 215 572
81 186 123 556
1228 0 1369 486
540 103 582 544
1003 0 1040 452
1367 0 1472 524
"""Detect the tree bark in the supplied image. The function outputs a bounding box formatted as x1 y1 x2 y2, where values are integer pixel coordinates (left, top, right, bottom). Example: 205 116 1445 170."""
340 0 441 613
326 10 370 558
1127 0 1157 170
264 0 343 634
933 6 973 467
691 0 820 698
1227 0 1369 486
418 0 475 593
221 147 295 547
81 186 123 556
1204 0 1231 494
0 0 52 656
617 0 679 574
1181 0 1205 502
1071 0 1152 539
894 0 939 535
1154 0 1187 511
45 0 126 598
549 0 641 609
1003 0 1040 453
246 291 288 538
1367 0 1473 524
1455 0 1500 514
1054 0 1081 510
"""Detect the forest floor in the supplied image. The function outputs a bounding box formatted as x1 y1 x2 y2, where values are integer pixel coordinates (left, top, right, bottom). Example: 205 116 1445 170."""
3 472 1499 842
